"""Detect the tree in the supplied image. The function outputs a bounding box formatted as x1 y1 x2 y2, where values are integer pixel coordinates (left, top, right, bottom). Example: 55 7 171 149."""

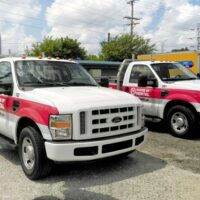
171 47 189 52
99 33 155 61
85 54 105 61
28 36 86 59
86 54 100 60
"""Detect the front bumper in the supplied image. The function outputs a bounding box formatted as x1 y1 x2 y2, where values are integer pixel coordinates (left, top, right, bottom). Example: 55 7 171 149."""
45 127 148 162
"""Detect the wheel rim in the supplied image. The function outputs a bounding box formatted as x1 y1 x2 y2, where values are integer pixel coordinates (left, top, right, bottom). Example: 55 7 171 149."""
22 137 35 170
171 112 188 134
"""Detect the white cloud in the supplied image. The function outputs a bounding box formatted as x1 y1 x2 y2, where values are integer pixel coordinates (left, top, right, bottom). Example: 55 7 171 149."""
45 0 200 55
1 0 199 56
2 25 37 55
46 0 129 54
136 0 200 52
0 0 41 55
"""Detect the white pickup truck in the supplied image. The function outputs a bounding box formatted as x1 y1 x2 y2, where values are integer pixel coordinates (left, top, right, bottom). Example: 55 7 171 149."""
0 57 147 179
109 59 200 138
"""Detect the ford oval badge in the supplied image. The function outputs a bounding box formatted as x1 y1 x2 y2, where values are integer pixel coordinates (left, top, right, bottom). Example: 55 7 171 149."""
112 117 122 123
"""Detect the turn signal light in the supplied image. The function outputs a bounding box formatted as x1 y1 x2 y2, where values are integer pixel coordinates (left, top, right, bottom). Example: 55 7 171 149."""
50 121 71 129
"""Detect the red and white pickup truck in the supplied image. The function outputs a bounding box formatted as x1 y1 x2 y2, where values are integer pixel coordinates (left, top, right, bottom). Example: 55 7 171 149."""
0 57 147 179
109 59 200 138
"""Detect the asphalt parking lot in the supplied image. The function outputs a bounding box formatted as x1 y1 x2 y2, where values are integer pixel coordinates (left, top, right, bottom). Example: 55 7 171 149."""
0 122 200 200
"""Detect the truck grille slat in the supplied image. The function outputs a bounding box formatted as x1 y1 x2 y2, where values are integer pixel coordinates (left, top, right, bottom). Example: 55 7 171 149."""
80 112 86 134
92 123 135 134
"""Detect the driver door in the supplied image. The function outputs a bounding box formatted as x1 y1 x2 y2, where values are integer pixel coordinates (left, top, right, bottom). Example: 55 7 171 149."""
0 61 13 137
128 64 158 117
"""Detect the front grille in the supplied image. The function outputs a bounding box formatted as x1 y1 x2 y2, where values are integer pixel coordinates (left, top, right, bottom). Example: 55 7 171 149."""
77 105 140 140
90 105 137 138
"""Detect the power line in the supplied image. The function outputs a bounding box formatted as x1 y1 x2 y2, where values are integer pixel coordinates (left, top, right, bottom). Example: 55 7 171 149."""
47 0 130 23
187 23 200 50
0 1 126 37
0 0 126 26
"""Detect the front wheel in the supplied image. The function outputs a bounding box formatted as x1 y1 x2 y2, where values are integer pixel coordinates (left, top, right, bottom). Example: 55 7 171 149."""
18 126 53 180
166 105 196 138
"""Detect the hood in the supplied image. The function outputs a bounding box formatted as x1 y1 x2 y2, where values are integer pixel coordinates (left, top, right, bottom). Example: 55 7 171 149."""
167 79 200 91
25 86 141 113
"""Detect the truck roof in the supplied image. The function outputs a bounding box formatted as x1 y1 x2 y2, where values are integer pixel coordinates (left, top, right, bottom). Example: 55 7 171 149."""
132 60 176 65
0 56 75 63
138 50 200 57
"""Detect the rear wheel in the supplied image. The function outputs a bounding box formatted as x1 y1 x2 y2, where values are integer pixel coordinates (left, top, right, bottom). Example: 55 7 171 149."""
18 126 53 180
166 105 196 138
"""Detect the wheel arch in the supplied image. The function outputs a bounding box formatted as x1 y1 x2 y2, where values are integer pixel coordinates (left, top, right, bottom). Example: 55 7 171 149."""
16 117 42 144
163 100 197 120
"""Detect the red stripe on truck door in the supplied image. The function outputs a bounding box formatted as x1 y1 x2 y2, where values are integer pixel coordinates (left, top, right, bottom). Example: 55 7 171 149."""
0 95 58 126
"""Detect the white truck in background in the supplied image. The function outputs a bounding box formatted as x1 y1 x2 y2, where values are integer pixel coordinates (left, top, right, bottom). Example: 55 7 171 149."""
109 59 200 138
0 57 148 180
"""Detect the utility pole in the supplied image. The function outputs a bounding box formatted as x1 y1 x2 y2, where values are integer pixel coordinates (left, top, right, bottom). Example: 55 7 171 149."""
197 23 200 50
107 32 111 43
161 42 164 53
8 49 11 56
0 33 2 55
188 23 200 50
124 0 140 36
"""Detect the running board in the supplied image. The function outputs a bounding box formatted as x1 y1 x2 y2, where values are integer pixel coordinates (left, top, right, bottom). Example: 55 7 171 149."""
0 134 17 150
145 116 162 123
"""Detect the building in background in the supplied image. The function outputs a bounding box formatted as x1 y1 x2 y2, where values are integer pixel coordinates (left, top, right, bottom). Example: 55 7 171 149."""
137 51 200 74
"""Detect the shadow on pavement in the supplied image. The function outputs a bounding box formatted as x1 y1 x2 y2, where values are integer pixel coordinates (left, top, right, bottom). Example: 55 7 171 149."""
145 121 169 134
146 121 200 140
34 190 118 200
0 148 19 165
0 146 166 199
35 151 166 199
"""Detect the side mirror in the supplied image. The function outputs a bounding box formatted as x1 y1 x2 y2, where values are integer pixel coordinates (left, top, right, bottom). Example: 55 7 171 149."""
0 83 13 95
99 77 109 88
138 75 148 87
138 76 157 87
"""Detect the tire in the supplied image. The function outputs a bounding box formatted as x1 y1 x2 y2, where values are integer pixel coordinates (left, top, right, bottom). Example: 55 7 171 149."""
18 126 53 180
166 105 196 138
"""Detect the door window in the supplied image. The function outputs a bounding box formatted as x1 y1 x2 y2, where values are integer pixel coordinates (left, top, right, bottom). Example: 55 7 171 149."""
0 62 13 95
129 65 155 83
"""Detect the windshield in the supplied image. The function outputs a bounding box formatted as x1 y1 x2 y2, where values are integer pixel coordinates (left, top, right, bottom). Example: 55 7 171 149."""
151 63 197 82
15 60 97 87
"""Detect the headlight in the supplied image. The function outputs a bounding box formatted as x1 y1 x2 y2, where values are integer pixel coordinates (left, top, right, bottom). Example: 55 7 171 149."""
49 115 72 140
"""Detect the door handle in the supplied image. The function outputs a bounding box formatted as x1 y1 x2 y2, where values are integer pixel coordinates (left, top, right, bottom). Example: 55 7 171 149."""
13 100 20 112
161 90 169 97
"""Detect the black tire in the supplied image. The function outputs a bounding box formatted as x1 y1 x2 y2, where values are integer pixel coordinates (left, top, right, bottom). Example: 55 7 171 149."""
18 126 53 180
166 105 196 138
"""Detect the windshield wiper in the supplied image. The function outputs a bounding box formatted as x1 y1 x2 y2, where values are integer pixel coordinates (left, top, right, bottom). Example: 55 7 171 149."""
162 77 197 81
182 77 197 80
22 81 70 87
42 82 71 86
22 81 97 87
66 82 97 86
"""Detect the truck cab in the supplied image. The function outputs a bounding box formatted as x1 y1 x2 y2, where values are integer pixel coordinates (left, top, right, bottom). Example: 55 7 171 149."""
110 60 200 138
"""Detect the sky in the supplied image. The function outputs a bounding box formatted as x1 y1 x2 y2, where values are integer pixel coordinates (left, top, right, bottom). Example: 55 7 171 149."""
0 0 200 56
